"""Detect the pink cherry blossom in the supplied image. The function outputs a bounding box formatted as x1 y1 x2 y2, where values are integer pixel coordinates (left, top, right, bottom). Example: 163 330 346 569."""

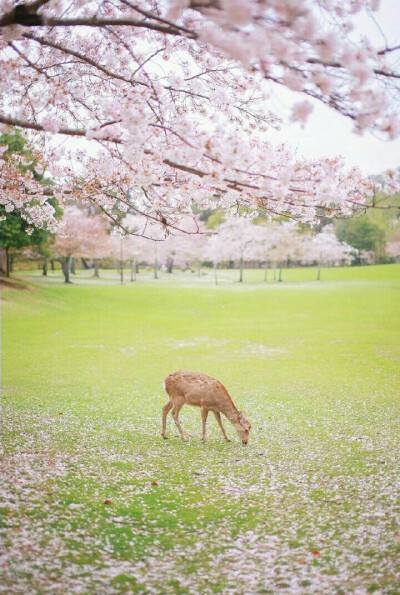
290 100 314 124
0 0 399 234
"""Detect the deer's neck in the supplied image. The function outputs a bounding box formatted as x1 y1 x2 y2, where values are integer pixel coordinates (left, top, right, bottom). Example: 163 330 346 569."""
223 400 240 424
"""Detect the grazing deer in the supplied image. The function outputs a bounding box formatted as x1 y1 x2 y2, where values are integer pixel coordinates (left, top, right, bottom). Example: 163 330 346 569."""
162 370 251 444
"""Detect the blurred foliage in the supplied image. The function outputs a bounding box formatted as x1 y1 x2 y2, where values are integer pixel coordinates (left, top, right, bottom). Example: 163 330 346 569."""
206 208 226 229
336 217 386 261
334 192 400 262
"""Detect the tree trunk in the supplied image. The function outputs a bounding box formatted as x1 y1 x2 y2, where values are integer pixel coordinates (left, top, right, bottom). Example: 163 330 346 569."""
154 258 158 279
239 257 244 283
317 253 322 281
81 257 91 270
167 256 173 273
63 256 72 283
119 240 124 284
130 258 137 282
264 261 268 282
0 249 7 275
213 260 218 286
42 257 48 276
5 247 11 277
70 257 76 274
278 263 283 282
94 259 100 278
50 259 55 272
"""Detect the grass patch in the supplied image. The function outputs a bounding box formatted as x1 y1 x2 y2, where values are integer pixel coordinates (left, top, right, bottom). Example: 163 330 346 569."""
1 265 400 593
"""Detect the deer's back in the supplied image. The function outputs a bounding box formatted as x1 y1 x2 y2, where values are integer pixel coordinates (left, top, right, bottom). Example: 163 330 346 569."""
164 370 231 410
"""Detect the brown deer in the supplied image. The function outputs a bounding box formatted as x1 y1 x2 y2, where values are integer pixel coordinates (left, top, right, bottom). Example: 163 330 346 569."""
162 370 251 444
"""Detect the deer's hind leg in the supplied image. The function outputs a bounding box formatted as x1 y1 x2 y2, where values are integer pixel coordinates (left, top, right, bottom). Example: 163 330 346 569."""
171 399 187 441
162 400 173 439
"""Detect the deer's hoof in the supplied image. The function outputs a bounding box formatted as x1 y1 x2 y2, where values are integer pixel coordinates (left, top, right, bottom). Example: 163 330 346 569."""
162 435 168 439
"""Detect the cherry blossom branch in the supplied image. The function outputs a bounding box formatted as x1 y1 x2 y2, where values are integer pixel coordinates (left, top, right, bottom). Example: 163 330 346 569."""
117 0 194 36
0 115 121 141
305 57 400 81
9 41 51 79
21 32 146 87
0 7 197 38
378 44 400 55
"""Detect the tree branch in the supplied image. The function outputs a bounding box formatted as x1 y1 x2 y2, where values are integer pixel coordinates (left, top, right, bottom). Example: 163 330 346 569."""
22 33 146 88
0 7 197 38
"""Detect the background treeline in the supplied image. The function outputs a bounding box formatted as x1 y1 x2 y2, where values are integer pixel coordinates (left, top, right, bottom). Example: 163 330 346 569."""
1 130 399 280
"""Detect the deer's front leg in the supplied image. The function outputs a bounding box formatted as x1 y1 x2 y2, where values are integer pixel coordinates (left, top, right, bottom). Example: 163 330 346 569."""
214 411 231 442
201 408 209 441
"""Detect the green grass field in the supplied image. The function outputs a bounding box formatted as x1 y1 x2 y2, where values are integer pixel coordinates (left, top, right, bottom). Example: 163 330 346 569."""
1 265 400 594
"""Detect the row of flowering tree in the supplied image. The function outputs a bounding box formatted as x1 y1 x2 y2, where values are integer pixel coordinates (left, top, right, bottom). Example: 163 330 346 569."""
1 0 400 239
201 217 354 283
48 205 356 283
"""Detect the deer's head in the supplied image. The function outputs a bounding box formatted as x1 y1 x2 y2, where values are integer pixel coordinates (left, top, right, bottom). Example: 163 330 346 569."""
234 411 252 444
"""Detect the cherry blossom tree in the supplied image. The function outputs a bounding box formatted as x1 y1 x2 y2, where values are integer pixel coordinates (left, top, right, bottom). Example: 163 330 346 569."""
251 222 282 282
208 216 266 282
53 205 112 282
119 215 146 281
128 228 162 278
265 221 305 281
300 228 355 279
1 0 400 236
89 228 115 278
358 249 375 265
0 132 61 232
116 214 161 281
175 230 207 275
386 231 400 262
202 230 231 285
156 216 207 272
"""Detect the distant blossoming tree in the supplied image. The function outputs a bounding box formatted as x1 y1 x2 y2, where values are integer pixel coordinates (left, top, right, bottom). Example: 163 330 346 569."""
266 221 305 281
300 229 355 279
158 216 207 272
118 215 149 281
54 205 112 282
1 0 400 236
202 229 232 285
386 233 400 262
208 216 267 282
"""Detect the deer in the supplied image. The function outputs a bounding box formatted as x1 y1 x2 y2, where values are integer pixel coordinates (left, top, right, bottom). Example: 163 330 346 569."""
162 370 251 444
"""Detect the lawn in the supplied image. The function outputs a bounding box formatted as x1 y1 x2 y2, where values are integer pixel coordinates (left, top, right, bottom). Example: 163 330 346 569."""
1 265 400 594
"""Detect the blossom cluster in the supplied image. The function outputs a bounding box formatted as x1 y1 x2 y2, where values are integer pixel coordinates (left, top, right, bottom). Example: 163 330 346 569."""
0 0 399 231
0 145 62 231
